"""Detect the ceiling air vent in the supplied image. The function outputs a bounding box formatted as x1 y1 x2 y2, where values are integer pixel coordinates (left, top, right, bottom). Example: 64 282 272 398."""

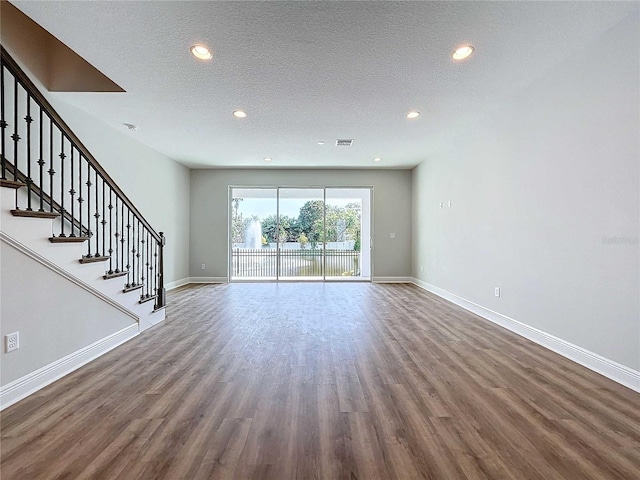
335 139 353 147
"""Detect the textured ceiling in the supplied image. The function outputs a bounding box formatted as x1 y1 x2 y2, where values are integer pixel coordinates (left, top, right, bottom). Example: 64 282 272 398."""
11 1 638 169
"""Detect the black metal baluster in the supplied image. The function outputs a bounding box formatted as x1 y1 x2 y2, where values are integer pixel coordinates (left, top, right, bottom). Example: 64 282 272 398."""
137 219 142 288
107 187 113 274
139 223 145 298
1 63 6 180
12 76 19 182
94 169 100 255
146 231 150 298
114 195 120 273
101 178 106 258
24 95 33 210
69 146 76 236
86 165 93 258
120 201 125 274
126 209 131 287
77 153 83 238
37 108 44 211
59 133 65 237
48 121 54 213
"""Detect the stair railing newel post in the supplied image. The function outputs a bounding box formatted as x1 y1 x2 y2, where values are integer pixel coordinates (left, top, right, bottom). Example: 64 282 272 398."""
158 232 165 308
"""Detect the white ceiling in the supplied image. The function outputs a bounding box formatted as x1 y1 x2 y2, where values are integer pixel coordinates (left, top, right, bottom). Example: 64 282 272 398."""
12 1 637 169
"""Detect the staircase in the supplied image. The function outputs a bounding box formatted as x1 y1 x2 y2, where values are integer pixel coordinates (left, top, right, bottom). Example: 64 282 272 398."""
0 48 165 339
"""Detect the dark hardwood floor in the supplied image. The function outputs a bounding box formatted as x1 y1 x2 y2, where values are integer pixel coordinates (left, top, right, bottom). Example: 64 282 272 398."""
1 283 638 479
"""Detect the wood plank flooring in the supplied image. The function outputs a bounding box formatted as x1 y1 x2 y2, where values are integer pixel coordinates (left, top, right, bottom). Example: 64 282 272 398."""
1 283 639 479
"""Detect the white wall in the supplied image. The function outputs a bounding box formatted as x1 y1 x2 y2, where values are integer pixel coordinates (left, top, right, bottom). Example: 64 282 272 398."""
190 169 412 280
412 13 639 371
0 241 135 386
4 48 190 284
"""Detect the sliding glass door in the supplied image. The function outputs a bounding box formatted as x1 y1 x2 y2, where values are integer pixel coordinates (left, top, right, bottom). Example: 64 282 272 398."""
230 188 278 280
325 188 371 281
278 188 325 280
229 186 371 282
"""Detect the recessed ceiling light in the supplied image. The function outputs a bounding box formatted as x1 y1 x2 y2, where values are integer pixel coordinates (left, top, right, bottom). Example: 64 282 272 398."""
373 157 382 162
233 110 247 118
263 157 272 162
452 45 474 61
123 123 138 131
406 111 420 119
190 44 212 60
317 141 325 145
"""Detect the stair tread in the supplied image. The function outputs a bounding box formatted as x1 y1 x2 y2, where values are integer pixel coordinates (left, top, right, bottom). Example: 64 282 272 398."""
123 283 144 293
103 270 129 280
11 209 59 219
49 236 90 243
1 179 25 189
139 295 157 304
79 255 110 264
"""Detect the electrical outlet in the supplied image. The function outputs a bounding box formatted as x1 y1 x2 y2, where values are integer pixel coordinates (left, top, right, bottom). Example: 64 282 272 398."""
201 263 206 270
6 332 19 352
420 265 424 273
389 232 396 239
447 200 452 207
495 287 500 298
439 202 443 209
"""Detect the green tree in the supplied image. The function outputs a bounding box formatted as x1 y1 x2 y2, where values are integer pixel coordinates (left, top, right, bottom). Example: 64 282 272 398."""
297 200 324 248
298 232 308 249
261 214 294 244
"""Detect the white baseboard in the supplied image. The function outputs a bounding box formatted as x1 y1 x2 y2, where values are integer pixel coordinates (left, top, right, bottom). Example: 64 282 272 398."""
373 276 413 283
189 276 228 284
165 277 190 291
411 278 640 393
0 324 139 410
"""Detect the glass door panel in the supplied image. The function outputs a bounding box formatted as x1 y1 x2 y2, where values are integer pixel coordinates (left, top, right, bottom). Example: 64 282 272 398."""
230 188 277 280
277 188 324 281
325 188 371 281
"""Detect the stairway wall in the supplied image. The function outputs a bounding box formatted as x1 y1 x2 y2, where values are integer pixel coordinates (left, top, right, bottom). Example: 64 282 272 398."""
0 240 137 386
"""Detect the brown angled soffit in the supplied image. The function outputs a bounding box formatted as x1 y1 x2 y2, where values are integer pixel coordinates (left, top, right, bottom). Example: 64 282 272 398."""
0 0 124 92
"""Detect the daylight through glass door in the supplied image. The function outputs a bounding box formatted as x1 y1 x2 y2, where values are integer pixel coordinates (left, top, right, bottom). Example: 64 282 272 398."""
229 187 371 281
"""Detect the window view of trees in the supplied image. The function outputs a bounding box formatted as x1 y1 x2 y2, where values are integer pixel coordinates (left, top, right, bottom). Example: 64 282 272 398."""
232 198 362 251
